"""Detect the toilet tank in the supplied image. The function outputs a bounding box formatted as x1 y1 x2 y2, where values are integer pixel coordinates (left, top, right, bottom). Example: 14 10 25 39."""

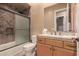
31 35 37 43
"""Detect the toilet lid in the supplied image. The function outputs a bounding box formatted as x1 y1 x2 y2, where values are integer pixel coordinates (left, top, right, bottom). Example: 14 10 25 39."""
23 42 36 49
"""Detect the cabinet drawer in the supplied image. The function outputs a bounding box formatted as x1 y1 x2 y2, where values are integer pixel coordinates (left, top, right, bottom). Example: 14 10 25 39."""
64 41 76 51
45 38 56 46
55 40 63 47
37 37 46 44
45 38 63 47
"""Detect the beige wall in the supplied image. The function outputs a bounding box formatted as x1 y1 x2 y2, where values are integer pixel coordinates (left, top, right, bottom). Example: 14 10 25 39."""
30 3 44 35
30 3 56 35
44 7 54 32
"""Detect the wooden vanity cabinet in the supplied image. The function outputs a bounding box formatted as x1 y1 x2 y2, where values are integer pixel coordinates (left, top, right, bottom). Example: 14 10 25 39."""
37 36 77 56
37 43 52 56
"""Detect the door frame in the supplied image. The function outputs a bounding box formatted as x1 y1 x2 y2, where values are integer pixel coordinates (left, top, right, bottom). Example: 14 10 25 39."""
54 8 69 32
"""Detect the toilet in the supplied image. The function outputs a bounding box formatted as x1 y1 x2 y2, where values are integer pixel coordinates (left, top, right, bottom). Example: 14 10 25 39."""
23 35 37 56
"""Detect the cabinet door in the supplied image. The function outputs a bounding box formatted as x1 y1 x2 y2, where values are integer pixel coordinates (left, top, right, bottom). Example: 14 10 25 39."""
37 43 52 56
53 47 76 56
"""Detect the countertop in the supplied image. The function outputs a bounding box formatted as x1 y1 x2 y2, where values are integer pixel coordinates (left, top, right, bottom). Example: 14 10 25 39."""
37 34 78 42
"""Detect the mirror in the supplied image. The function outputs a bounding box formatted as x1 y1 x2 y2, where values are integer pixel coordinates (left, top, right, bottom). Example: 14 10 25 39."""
44 3 73 33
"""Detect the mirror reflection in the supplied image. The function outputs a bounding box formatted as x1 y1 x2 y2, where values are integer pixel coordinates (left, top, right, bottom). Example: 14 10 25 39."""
44 3 76 35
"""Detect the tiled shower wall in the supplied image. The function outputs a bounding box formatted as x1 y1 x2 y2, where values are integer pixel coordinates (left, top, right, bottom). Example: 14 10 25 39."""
0 9 15 45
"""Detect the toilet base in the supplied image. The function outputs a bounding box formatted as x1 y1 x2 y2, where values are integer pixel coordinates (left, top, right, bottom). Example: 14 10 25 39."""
23 42 36 56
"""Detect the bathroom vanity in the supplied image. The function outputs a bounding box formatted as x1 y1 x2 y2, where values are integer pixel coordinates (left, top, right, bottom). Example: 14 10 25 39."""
37 35 77 56
37 3 78 56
